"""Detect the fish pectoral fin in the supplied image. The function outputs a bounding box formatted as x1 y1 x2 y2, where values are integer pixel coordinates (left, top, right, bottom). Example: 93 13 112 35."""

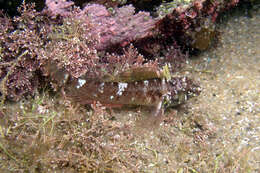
141 101 164 128
151 99 164 117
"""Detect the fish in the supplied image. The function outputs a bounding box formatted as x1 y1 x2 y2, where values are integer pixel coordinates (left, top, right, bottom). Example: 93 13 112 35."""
64 76 201 116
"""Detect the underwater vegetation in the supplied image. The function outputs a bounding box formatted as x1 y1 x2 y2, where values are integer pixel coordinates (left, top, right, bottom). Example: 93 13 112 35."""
1 1 259 172
0 0 239 103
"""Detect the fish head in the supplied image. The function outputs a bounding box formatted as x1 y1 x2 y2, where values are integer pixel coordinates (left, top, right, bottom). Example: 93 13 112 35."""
163 77 201 108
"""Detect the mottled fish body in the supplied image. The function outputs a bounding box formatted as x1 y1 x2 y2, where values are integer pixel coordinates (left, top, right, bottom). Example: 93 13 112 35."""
65 77 201 111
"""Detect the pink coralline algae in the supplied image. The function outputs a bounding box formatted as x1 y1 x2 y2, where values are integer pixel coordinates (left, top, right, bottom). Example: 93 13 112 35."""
42 16 100 79
45 0 74 17
45 0 156 50
82 4 156 50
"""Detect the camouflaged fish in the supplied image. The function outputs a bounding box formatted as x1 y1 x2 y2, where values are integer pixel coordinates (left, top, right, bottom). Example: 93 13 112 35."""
65 76 201 116
46 62 201 116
